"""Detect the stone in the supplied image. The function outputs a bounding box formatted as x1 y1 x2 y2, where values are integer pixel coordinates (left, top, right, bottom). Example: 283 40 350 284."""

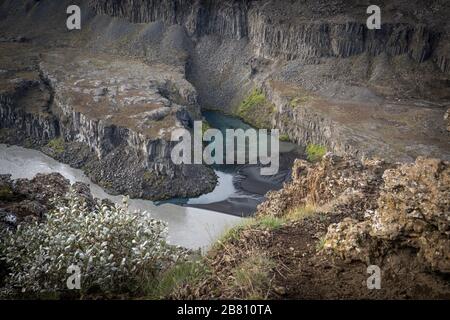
324 157 450 273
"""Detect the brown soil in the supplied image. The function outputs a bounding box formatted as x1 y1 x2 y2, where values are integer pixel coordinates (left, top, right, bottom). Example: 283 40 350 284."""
267 219 450 299
175 211 450 300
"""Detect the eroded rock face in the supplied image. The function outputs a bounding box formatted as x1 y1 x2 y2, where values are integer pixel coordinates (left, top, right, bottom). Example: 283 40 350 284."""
256 153 388 219
0 44 217 200
91 0 449 71
324 157 450 273
445 108 450 132
0 173 80 229
257 153 450 274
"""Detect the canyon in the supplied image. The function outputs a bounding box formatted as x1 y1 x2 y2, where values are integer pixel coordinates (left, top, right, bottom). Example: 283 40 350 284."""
0 1 448 198
0 0 449 300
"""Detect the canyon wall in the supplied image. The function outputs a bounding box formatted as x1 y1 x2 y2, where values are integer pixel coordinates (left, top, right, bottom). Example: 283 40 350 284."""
90 0 449 73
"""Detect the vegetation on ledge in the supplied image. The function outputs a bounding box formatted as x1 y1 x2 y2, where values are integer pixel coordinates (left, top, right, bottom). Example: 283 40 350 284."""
46 137 65 154
306 143 327 162
236 88 275 129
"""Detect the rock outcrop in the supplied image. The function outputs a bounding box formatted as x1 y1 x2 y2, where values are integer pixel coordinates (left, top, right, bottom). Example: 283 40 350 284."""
0 43 216 200
91 0 449 71
324 157 450 273
257 153 391 219
258 154 450 272
0 173 95 231
255 153 450 296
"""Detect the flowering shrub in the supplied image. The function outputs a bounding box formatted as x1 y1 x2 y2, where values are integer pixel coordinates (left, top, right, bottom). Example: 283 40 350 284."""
0 193 187 296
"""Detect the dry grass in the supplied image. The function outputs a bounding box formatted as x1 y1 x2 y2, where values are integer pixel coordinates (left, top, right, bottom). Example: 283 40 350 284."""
284 203 318 221
230 250 276 300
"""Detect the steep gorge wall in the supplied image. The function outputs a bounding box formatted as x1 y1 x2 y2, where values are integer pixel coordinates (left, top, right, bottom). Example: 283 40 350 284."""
90 0 449 72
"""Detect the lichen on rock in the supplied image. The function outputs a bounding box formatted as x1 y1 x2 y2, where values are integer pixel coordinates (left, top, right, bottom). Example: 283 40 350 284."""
324 157 450 273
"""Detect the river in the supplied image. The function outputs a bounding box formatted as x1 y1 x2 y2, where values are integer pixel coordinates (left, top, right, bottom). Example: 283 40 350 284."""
0 144 241 251
0 112 302 251
162 111 303 216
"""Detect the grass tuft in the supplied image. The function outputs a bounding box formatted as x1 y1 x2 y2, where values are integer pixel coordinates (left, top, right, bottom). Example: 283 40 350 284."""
306 143 327 162
231 251 275 300
147 260 209 299
285 204 317 221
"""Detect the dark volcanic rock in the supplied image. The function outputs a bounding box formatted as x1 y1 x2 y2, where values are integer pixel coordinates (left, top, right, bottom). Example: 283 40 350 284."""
91 0 449 71
0 173 95 229
0 44 217 201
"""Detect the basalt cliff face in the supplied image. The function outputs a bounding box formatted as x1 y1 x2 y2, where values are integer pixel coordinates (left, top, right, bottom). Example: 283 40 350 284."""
0 0 218 199
91 0 449 69
0 43 217 199
89 0 450 161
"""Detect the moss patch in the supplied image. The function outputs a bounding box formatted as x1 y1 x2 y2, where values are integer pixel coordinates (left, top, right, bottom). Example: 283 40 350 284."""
306 143 327 162
46 138 65 154
290 95 313 108
236 88 275 129
0 185 14 201
202 120 211 136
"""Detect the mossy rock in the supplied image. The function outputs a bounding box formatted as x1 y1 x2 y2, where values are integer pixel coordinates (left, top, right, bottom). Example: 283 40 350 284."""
0 185 14 201
290 95 313 108
46 137 65 154
202 120 212 136
236 88 275 129
306 143 327 162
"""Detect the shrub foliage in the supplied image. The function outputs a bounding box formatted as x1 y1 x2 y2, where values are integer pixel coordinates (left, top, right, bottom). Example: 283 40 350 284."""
0 193 187 296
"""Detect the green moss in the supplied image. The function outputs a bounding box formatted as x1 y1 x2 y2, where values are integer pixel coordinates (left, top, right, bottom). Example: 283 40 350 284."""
290 95 313 108
0 185 14 201
306 143 327 162
143 171 153 182
102 180 113 189
239 89 266 113
236 88 275 129
201 120 211 136
279 134 290 142
46 138 65 154
143 171 166 184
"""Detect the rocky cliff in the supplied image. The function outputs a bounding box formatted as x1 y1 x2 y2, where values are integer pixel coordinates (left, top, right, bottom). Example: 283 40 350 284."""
251 153 450 298
88 0 450 162
0 42 216 200
91 0 449 71
172 153 449 299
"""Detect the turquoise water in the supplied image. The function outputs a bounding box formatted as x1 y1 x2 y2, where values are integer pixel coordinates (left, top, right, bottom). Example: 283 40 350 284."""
161 111 302 215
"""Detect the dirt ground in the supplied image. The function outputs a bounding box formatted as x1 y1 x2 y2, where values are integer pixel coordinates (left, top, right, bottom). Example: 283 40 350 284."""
173 211 450 300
